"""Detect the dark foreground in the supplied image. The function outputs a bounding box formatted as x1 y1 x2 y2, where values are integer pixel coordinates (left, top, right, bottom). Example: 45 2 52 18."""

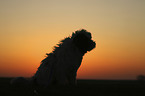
0 77 145 96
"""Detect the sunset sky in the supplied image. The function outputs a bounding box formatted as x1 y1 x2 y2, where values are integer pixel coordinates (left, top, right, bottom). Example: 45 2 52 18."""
0 0 145 80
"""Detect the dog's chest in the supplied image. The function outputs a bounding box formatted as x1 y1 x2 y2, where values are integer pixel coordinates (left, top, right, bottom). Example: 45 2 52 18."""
56 46 83 71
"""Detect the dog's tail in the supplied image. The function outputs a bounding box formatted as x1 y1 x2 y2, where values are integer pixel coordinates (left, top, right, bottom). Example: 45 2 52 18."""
10 77 32 87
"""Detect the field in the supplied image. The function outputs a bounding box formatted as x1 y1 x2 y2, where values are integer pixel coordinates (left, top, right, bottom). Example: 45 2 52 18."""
0 77 145 96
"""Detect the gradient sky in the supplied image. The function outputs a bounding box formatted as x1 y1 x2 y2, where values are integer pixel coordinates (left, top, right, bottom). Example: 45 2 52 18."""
0 0 145 80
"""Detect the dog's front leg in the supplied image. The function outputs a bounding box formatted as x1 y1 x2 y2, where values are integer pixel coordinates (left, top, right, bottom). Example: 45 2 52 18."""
68 72 77 85
55 69 68 85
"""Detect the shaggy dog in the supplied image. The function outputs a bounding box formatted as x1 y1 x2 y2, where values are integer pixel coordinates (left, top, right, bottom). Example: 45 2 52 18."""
11 29 96 87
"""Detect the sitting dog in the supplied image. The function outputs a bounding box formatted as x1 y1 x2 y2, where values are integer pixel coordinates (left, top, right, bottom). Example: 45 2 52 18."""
11 29 96 87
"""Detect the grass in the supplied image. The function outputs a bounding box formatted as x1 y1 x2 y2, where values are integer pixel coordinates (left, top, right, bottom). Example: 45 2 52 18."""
0 77 145 96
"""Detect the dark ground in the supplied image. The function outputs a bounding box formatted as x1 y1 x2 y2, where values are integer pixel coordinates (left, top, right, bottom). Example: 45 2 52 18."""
0 77 145 96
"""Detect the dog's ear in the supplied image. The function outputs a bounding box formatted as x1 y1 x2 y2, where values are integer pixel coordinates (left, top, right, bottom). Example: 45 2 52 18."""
73 33 91 54
73 33 89 45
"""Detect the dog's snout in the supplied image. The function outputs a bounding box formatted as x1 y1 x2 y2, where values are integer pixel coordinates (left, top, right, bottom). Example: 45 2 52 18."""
91 41 96 48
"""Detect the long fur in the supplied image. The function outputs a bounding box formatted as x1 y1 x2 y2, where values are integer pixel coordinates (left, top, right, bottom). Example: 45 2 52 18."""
11 29 96 87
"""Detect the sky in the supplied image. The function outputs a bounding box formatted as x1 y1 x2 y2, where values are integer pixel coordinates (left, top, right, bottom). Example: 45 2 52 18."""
0 0 145 80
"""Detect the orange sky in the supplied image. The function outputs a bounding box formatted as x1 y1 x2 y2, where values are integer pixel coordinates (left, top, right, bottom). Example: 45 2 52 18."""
0 0 145 80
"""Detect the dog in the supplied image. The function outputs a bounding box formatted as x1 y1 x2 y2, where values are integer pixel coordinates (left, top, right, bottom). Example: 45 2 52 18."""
11 29 96 87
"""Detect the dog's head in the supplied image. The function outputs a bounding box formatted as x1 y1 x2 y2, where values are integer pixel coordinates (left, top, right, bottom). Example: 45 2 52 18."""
72 29 96 54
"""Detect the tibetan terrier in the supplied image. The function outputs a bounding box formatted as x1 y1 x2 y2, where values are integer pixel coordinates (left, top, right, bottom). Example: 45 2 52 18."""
11 29 96 87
